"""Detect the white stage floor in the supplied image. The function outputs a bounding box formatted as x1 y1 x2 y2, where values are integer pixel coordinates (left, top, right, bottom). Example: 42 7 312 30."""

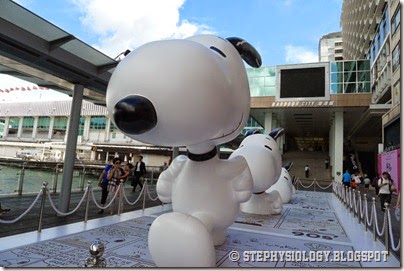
0 191 400 268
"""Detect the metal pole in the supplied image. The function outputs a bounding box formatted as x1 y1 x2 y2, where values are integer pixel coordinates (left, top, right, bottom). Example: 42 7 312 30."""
142 182 147 211
372 197 376 241
51 164 59 193
17 162 26 195
84 181 91 223
80 165 86 192
364 194 368 231
117 184 123 215
357 191 361 223
384 202 389 255
38 181 48 232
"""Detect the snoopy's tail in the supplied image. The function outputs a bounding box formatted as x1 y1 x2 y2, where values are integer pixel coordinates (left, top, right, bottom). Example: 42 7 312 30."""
148 212 216 267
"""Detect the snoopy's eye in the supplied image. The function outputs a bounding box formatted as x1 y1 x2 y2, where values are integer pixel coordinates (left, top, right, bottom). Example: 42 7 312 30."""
210 46 226 58
265 145 272 151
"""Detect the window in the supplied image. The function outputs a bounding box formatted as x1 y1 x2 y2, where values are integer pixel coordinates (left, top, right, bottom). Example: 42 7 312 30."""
53 117 68 130
22 117 34 129
391 7 401 36
37 116 50 129
392 43 400 72
329 60 370 93
78 117 85 136
90 116 106 130
9 117 20 129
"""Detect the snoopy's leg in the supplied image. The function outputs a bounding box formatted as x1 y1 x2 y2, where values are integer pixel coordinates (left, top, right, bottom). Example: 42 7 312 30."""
148 212 216 267
212 229 227 245
267 190 283 214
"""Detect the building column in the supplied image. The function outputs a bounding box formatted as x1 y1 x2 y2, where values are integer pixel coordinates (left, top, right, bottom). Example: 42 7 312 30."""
331 111 343 181
83 116 91 141
3 117 10 138
17 117 23 138
58 84 84 213
105 117 111 142
32 116 39 140
48 116 55 140
264 111 273 134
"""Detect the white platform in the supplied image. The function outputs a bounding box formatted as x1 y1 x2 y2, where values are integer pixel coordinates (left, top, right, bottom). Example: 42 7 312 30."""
0 191 400 268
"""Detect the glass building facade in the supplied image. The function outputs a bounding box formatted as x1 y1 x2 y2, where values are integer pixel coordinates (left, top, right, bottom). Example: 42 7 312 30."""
247 66 276 97
247 60 371 97
330 60 371 94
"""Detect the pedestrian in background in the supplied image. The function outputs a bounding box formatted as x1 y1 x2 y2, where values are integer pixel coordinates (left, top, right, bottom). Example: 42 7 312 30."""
378 172 395 212
107 157 125 215
363 173 371 193
324 158 329 169
342 170 351 188
132 155 147 192
304 165 310 178
97 158 114 214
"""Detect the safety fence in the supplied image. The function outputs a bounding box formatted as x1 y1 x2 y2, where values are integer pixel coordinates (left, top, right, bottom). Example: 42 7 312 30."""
333 182 400 255
0 180 161 232
293 177 334 192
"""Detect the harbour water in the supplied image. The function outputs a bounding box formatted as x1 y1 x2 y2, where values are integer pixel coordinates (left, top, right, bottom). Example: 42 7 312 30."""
0 165 101 195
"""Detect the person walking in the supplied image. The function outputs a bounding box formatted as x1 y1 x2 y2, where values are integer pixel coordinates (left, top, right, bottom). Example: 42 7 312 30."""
363 173 371 193
97 158 114 214
342 170 351 188
132 155 147 192
324 158 329 169
372 173 380 196
107 157 125 215
304 165 310 178
378 172 395 212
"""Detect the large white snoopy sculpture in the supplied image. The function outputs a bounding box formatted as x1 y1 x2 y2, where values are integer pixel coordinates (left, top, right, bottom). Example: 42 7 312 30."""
266 161 295 203
229 128 284 215
106 34 261 267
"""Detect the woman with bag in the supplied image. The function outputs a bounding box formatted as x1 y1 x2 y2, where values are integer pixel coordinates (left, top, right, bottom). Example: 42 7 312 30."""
107 157 125 215
378 172 396 212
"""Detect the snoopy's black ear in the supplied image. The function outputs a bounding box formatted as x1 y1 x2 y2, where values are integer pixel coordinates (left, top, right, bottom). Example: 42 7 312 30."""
244 128 262 137
283 161 294 171
226 37 262 68
269 127 285 140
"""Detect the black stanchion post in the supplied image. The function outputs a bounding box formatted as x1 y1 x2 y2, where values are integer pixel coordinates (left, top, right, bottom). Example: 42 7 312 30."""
384 202 390 255
372 197 376 241
118 184 123 215
37 181 48 232
364 193 368 231
357 191 361 223
84 181 91 223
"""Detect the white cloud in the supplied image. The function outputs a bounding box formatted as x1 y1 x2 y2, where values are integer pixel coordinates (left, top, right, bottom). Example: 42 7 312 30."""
285 45 318 64
71 0 213 57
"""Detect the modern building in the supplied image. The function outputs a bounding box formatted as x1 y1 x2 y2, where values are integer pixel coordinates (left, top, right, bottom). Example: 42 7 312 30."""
340 0 400 186
318 32 343 62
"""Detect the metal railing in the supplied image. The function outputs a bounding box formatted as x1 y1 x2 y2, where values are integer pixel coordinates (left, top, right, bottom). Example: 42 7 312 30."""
1 161 164 195
293 177 334 192
0 180 161 232
332 182 401 255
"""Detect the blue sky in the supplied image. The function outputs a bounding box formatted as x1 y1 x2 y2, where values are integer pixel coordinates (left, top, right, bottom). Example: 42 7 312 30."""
15 0 343 66
1 0 343 99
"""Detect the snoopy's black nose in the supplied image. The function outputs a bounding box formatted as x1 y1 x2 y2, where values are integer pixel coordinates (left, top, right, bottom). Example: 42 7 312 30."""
113 95 157 134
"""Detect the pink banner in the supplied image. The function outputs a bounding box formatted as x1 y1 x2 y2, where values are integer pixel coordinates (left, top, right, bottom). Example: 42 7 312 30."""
378 148 401 193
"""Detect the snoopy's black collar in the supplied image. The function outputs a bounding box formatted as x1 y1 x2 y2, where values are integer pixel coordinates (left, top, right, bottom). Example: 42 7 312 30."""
187 147 217 162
